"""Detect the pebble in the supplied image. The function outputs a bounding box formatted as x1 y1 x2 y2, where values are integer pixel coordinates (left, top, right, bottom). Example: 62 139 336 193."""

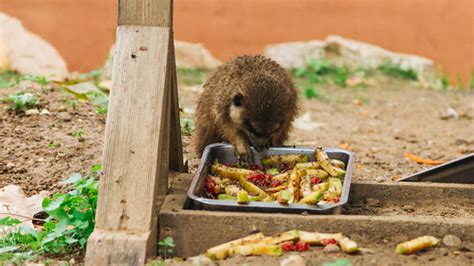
323 244 341 253
439 248 448 256
40 109 52 116
440 107 459 120
427 255 436 261
375 177 384 183
187 255 214 266
25 109 39 115
366 198 381 207
442 235 462 248
402 205 415 212
280 255 306 266
58 112 72 122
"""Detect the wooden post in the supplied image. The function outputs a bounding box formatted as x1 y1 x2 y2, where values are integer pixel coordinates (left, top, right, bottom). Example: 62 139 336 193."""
85 0 183 265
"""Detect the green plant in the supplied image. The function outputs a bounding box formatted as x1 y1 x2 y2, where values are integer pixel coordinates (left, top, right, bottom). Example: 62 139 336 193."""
303 86 320 99
440 74 449 92
0 70 22 89
1 91 39 112
71 129 86 140
180 118 195 135
377 62 418 81
48 142 61 149
23 75 49 87
176 68 209 86
293 59 349 87
158 237 175 259
0 165 100 263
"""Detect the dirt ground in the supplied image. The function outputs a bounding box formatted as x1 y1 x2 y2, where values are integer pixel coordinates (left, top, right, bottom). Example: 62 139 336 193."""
2 78 473 196
1 75 473 265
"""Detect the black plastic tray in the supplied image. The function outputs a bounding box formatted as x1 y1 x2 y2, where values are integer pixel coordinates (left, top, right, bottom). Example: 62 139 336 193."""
186 144 355 214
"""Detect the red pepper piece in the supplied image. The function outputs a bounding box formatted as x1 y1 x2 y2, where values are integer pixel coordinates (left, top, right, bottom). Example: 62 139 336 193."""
321 238 338 246
294 241 310 252
311 177 321 184
281 241 295 252
272 180 282 187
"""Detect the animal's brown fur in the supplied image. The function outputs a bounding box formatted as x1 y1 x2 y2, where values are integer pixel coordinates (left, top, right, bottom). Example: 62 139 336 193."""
193 55 298 161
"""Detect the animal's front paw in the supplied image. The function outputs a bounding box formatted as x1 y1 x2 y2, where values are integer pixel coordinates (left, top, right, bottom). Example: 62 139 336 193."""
235 144 252 168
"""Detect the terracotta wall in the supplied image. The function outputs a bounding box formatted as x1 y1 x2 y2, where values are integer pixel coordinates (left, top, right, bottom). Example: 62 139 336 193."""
1 0 473 83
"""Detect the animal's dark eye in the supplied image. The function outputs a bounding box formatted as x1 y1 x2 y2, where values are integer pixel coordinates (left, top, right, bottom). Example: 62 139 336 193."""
233 93 243 107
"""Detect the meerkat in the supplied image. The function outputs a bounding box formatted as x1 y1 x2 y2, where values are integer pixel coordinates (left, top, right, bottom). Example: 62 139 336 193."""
193 55 298 163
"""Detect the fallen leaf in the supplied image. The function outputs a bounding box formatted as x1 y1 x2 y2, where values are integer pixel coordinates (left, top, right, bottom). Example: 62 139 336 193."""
404 152 446 165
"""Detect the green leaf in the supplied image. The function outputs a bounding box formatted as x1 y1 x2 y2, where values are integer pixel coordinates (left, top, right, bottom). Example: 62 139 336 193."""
60 173 83 185
0 217 22 226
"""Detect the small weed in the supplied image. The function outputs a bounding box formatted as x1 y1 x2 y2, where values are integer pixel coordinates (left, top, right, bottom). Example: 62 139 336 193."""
293 59 350 91
158 237 175 259
440 74 450 92
48 142 61 149
71 129 85 139
177 68 209 86
1 91 39 112
303 86 320 99
0 70 22 88
79 68 104 86
180 118 195 135
96 106 108 115
23 75 49 87
377 62 418 81
0 165 100 263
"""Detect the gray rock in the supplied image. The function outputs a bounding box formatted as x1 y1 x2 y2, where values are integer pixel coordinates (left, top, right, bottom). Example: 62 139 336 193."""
264 40 326 69
280 255 306 266
0 13 68 80
442 235 462 248
323 244 341 253
57 112 72 122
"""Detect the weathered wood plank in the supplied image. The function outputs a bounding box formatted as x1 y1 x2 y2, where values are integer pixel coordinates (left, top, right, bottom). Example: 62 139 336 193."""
168 33 184 172
85 25 172 265
119 0 172 27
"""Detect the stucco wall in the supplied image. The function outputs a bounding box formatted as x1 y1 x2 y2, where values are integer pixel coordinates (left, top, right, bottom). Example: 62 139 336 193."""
1 0 472 83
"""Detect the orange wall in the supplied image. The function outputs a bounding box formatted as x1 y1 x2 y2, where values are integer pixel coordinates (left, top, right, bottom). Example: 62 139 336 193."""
1 0 473 83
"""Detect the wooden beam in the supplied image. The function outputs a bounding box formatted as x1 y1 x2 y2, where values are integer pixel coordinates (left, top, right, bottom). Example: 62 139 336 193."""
168 33 184 172
119 0 172 27
85 25 172 265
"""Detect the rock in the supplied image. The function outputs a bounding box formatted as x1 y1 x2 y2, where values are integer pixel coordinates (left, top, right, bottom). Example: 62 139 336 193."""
57 112 72 122
187 255 215 266
25 109 39 115
439 248 449 256
280 255 306 266
175 40 221 69
323 244 341 253
264 40 326 69
40 109 51 116
442 235 462 248
427 255 436 261
366 198 381 207
440 107 459 120
359 248 376 254
325 35 437 86
0 13 68 80
402 205 415 212
0 185 48 230
375 176 385 183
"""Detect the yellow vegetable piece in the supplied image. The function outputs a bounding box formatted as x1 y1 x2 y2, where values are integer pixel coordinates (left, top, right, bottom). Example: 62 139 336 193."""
396 236 440 255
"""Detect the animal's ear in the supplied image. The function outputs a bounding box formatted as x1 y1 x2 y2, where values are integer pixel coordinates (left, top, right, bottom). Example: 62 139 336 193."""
233 93 244 107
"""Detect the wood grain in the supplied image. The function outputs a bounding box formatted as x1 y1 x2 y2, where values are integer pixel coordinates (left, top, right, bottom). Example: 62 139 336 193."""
85 25 171 265
118 0 172 27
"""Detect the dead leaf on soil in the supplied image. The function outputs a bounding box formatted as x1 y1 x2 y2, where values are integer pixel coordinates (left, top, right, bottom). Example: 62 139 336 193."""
404 152 446 165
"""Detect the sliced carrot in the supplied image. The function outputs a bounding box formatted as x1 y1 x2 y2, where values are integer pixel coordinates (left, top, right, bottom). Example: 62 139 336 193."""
404 152 446 165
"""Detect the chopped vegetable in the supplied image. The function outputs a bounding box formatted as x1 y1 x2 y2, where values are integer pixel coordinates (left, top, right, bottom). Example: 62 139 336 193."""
233 243 283 257
281 241 294 251
298 231 344 245
262 230 300 245
266 168 280 175
206 233 265 260
404 152 446 166
206 148 345 207
262 154 309 168
294 241 310 252
299 191 323 204
396 236 440 255
237 190 250 204
339 237 359 253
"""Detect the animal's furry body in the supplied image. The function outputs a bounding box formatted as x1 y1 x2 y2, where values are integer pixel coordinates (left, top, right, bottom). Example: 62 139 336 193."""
193 55 298 161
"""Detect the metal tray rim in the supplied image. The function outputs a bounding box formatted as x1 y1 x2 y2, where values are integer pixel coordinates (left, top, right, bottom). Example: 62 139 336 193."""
186 143 355 213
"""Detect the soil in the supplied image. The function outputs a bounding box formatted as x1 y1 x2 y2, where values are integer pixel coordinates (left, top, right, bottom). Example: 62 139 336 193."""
1 75 473 265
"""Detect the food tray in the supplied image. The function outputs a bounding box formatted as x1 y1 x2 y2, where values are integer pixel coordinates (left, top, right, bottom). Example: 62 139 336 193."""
186 143 355 214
